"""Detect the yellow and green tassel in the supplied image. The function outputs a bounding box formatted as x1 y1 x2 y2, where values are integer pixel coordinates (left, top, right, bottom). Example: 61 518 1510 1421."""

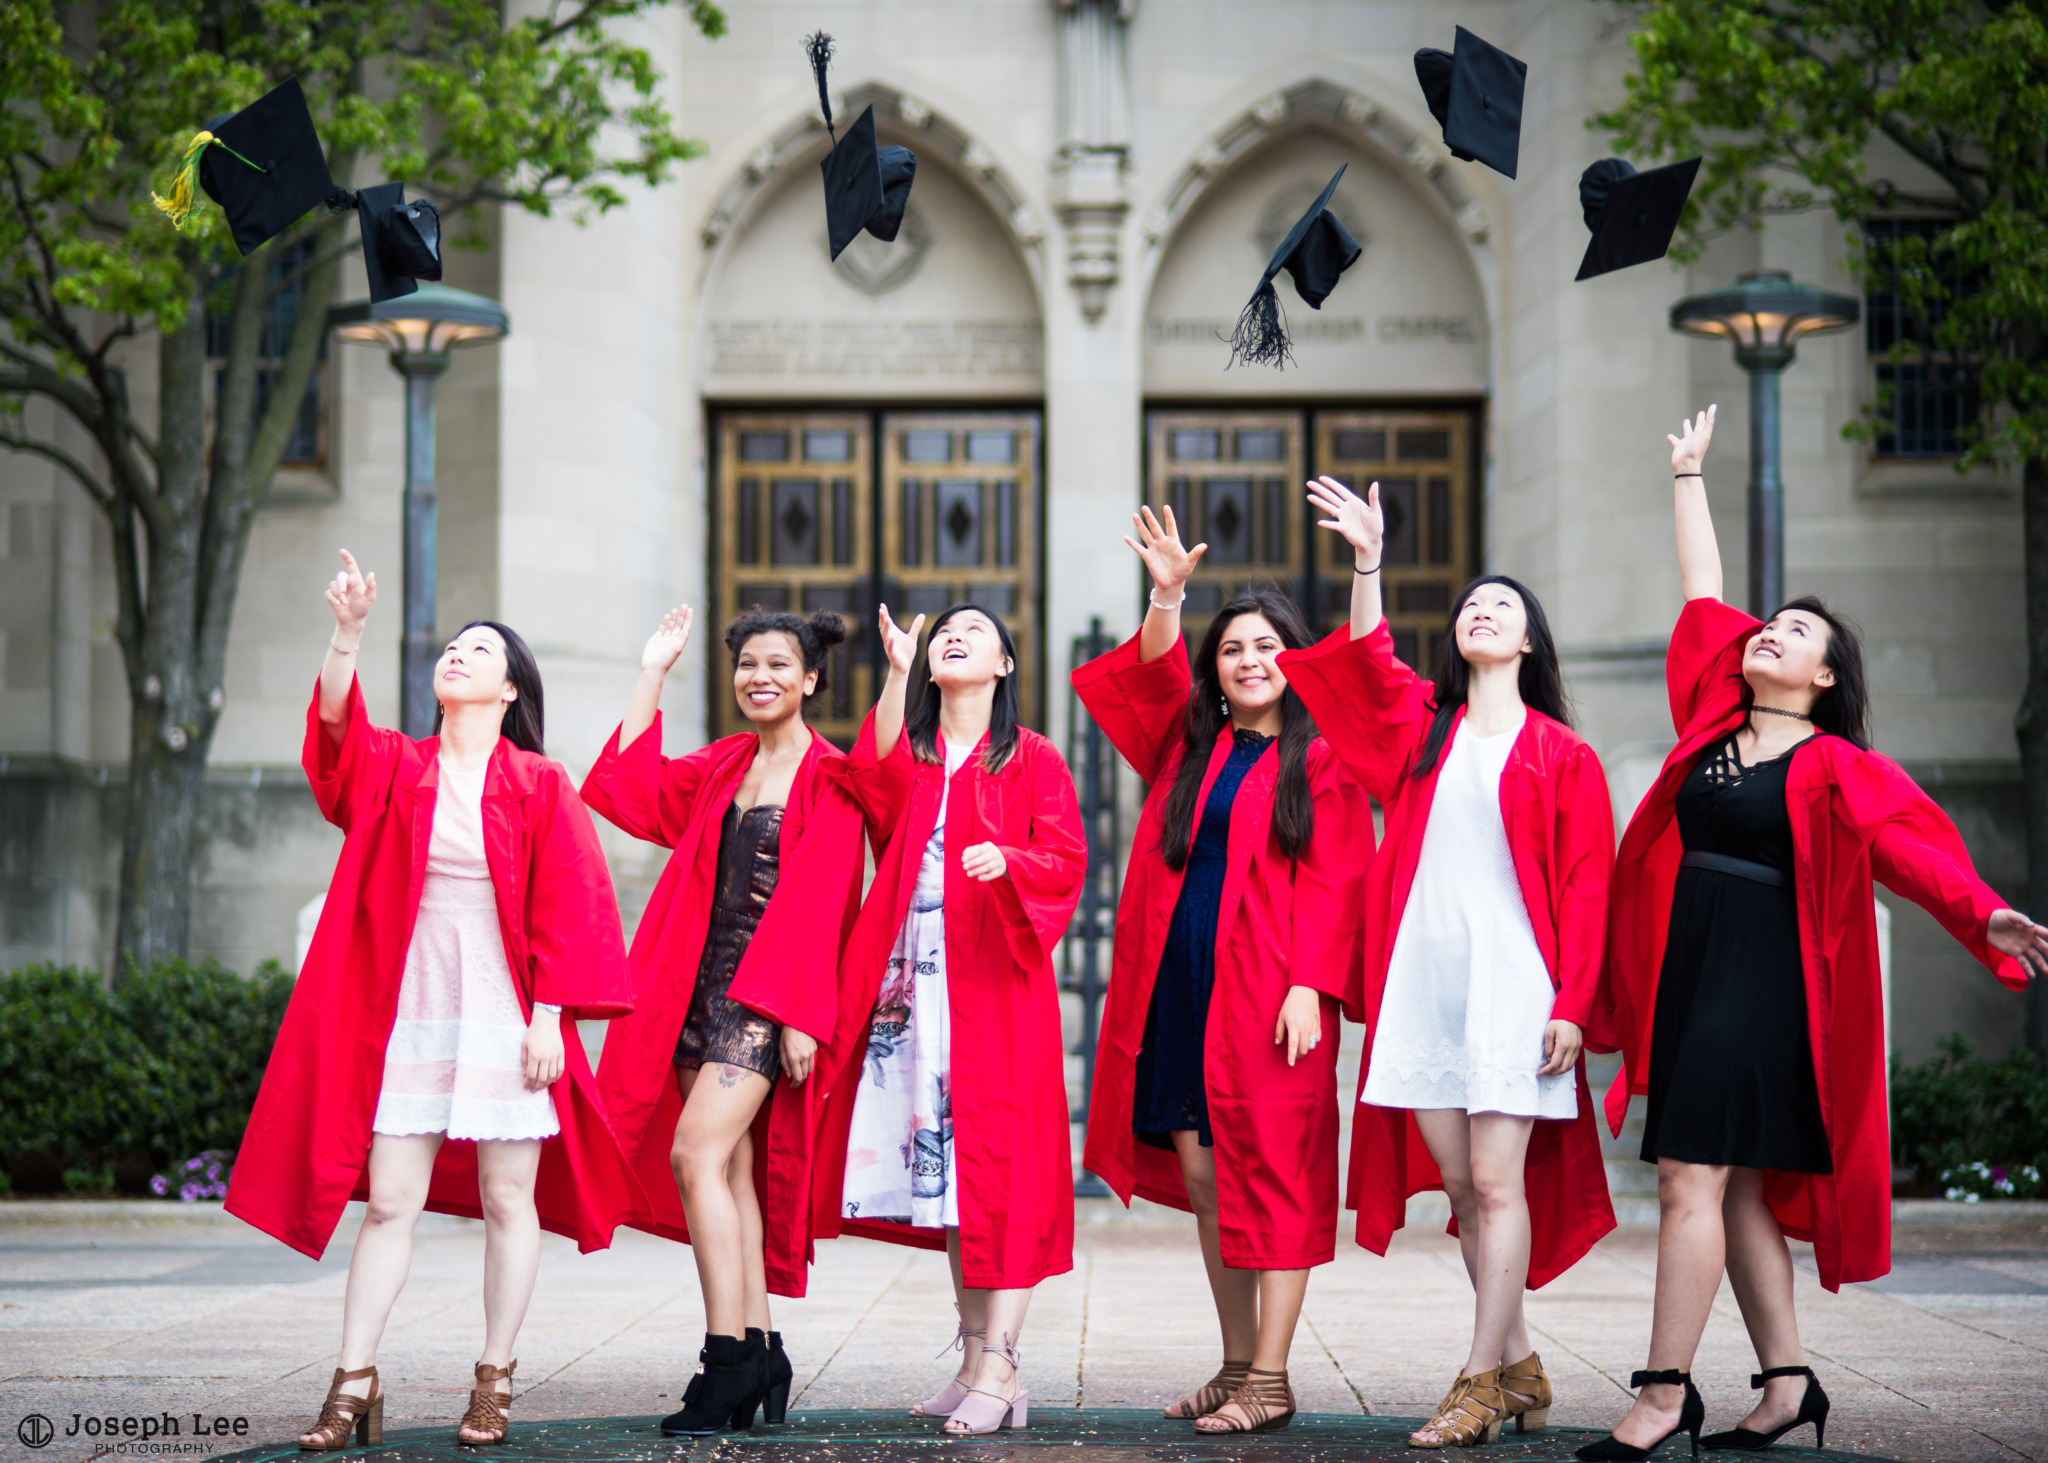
152 131 267 230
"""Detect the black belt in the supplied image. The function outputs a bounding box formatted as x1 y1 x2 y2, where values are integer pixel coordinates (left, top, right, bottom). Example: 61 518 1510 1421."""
1680 850 1790 888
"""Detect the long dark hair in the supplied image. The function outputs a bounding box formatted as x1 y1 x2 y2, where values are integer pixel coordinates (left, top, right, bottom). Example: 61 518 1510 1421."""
432 619 545 754
905 604 1022 773
1743 594 1870 748
1411 574 1570 778
1158 589 1318 869
725 608 848 709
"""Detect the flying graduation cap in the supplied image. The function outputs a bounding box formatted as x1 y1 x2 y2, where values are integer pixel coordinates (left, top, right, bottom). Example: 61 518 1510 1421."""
1227 165 1362 371
1413 27 1527 180
1574 156 1701 281
352 182 444 303
154 76 340 255
807 33 917 261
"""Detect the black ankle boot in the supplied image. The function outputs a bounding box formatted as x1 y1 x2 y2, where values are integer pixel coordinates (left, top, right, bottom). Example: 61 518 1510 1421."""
757 1330 792 1425
661 1333 770 1436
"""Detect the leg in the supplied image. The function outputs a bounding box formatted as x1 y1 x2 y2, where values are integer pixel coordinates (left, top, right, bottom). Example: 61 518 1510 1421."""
1413 1109 1482 1286
302 1133 440 1444
725 1123 773 1332
670 1061 774 1337
1196 1267 1309 1432
1721 1167 1810 1432
1462 1113 1535 1373
466 1137 543 1441
945 1226 988 1386
1173 1132 1258 1368
1607 1158 1731 1449
944 1282 1035 1431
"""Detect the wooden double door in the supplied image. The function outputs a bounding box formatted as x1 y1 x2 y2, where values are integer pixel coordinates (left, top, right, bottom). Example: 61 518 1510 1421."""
1144 406 1482 670
711 408 1043 743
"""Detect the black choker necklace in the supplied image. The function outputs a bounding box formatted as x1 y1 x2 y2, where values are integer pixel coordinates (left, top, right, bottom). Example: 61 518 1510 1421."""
1751 705 1813 723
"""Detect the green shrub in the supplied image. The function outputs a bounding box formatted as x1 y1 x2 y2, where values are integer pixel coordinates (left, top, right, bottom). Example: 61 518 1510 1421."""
0 960 293 1194
1892 1033 2048 1191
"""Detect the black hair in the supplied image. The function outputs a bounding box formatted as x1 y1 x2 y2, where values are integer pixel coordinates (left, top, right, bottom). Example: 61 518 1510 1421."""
433 620 545 755
1158 588 1318 869
905 604 1021 774
724 608 849 710
1744 594 1870 748
1411 574 1571 778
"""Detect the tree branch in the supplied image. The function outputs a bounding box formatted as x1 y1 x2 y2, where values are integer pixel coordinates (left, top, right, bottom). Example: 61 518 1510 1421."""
0 429 114 507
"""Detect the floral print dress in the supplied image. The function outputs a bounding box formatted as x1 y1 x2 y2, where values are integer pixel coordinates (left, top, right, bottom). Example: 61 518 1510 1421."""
841 739 972 1227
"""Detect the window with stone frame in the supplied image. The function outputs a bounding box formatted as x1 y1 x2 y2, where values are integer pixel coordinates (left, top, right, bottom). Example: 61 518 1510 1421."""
1863 217 1979 459
205 239 326 467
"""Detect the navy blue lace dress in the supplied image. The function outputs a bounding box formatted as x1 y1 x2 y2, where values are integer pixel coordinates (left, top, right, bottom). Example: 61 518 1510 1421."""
1132 729 1272 1150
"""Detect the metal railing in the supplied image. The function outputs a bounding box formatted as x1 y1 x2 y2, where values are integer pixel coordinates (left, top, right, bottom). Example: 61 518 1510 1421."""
1064 617 1120 1198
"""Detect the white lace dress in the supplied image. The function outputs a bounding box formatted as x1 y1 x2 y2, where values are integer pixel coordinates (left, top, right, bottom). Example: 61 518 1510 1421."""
1363 720 1576 1119
372 757 560 1141
840 739 972 1227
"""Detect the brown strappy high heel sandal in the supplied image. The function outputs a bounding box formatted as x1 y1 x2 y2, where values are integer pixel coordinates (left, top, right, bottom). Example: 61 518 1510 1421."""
1194 1367 1295 1433
1164 1360 1253 1419
300 1365 383 1451
1409 1366 1506 1449
459 1360 516 1445
1501 1351 1553 1433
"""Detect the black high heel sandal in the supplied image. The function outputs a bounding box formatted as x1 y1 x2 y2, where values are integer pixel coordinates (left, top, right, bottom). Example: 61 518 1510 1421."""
661 1333 771 1436
1701 1366 1829 1451
1575 1370 1706 1461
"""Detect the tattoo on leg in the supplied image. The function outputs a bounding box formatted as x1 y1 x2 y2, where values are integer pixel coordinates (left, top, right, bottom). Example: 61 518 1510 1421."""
718 1064 743 1089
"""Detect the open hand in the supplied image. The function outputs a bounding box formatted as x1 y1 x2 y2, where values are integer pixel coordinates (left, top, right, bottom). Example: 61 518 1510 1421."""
641 605 693 673
1273 984 1324 1066
1538 1019 1583 1076
522 1009 566 1090
780 1026 819 1086
1124 504 1207 597
1669 405 1717 476
1307 476 1383 565
960 842 1008 882
879 604 927 676
324 549 377 634
1988 909 2048 980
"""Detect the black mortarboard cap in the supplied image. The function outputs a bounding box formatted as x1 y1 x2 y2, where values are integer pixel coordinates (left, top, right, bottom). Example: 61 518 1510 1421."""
192 76 339 255
1575 156 1700 281
807 32 918 260
1227 165 1362 370
353 182 444 304
1412 27 1526 179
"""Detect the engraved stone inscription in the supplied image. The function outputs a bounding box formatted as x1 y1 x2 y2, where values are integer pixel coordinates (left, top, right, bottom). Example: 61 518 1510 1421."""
710 320 1044 380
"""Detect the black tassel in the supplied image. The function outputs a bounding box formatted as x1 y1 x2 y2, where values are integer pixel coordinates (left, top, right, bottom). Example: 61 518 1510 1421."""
805 31 836 141
1227 279 1293 370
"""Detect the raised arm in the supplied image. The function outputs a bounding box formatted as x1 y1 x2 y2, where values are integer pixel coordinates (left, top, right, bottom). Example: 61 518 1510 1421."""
1669 406 1722 602
621 606 693 748
319 550 377 745
870 604 926 761
1306 476 1384 639
1125 503 1208 664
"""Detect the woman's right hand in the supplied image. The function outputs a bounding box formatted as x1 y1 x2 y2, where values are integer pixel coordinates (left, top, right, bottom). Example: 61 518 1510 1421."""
878 604 926 677
1307 475 1383 567
1669 405 1716 476
323 549 376 640
640 605 693 674
1123 504 1207 597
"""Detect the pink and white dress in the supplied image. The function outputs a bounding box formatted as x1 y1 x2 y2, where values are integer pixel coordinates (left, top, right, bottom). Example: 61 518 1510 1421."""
372 756 559 1141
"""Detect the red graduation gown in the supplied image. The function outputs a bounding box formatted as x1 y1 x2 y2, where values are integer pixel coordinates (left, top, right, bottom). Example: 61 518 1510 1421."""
810 715 1088 1289
581 717 868 1298
1600 597 2028 1291
1278 624 1618 1287
225 678 648 1258
1072 631 1368 1269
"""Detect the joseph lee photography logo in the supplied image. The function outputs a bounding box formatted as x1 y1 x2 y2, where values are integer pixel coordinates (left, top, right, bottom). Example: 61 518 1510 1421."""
14 1412 247 1455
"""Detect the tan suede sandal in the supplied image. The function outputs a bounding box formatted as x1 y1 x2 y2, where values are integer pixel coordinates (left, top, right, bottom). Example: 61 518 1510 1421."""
459 1360 516 1445
1501 1351 1553 1432
299 1365 382 1451
1194 1367 1295 1433
1164 1360 1253 1419
1409 1367 1506 1449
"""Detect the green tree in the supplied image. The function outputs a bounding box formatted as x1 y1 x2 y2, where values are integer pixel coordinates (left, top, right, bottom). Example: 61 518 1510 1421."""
1595 0 2048 1057
0 0 723 973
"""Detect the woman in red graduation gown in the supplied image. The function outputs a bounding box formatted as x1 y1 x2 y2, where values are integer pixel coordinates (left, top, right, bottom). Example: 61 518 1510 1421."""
1277 481 1618 1450
1073 509 1367 1434
1580 409 2046 1461
226 551 645 1451
812 602 1087 1436
583 606 868 1436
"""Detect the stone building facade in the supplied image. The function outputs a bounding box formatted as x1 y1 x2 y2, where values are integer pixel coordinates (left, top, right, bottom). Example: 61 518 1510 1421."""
0 0 2027 1059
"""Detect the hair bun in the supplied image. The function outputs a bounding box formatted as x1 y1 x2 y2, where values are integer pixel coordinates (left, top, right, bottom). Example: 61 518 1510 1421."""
808 610 848 649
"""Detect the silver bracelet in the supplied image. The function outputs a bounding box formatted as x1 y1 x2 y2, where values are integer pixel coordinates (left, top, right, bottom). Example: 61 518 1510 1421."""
533 1001 562 1014
1148 587 1187 611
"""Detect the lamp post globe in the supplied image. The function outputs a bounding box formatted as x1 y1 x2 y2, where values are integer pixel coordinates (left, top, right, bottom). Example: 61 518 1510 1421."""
1670 269 1859 616
327 284 511 736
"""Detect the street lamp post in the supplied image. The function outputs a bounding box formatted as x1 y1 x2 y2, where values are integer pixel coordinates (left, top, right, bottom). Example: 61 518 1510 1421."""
1669 269 1860 616
327 284 510 736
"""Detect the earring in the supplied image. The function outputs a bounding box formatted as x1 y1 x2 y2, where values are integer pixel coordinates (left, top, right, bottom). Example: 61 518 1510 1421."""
1220 695 1229 717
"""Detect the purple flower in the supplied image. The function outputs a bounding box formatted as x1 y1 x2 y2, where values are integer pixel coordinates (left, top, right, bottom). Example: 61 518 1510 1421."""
150 1175 170 1196
178 1183 201 1202
1991 1166 2008 1183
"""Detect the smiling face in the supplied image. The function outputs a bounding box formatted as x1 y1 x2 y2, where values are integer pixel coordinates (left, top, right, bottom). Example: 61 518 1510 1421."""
1454 581 1533 668
434 624 516 716
733 630 815 726
926 609 1013 691
1216 611 1289 718
1743 608 1835 704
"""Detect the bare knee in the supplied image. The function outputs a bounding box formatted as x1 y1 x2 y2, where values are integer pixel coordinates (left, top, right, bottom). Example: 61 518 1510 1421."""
1657 1162 1728 1218
362 1178 427 1230
478 1171 535 1226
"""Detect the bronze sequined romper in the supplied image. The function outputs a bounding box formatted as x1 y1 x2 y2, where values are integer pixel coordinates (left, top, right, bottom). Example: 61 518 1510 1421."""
674 802 784 1081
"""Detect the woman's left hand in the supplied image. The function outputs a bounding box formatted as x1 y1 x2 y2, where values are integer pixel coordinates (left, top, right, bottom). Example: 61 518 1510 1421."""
1987 909 2048 979
961 842 1008 882
780 1027 819 1086
1538 1019 1582 1076
523 1009 566 1090
1274 985 1324 1067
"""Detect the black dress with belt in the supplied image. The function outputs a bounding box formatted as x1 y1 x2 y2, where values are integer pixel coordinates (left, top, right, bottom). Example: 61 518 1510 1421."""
1641 734 1832 1173
674 801 785 1082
